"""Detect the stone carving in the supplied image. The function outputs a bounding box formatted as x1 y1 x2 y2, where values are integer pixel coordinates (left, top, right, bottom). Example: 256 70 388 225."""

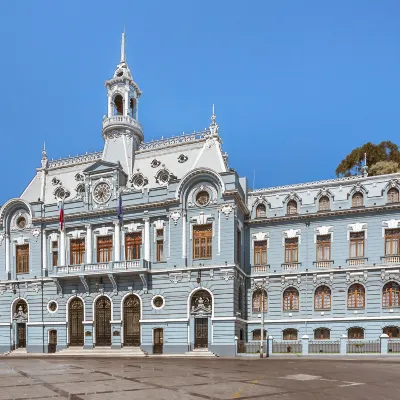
381 269 400 282
191 296 212 314
67 229 86 239
169 211 181 226
52 177 61 186
169 272 183 284
281 275 301 287
53 186 70 200
151 159 161 168
31 228 41 238
313 273 334 286
130 173 148 189
124 222 142 232
13 305 28 323
220 204 235 219
346 270 368 284
178 154 188 163
75 173 84 181
139 132 206 151
48 152 102 169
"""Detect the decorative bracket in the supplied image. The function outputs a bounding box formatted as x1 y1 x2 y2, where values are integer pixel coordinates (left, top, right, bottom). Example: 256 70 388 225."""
53 279 63 297
108 273 118 293
79 275 89 294
221 269 235 282
169 272 183 284
139 273 148 294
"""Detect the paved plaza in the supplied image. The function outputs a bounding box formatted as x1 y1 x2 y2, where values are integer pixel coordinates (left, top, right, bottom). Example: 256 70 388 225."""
0 357 398 399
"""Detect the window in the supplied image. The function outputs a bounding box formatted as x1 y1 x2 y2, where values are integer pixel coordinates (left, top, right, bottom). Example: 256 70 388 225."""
283 329 298 340
316 235 331 261
156 229 164 262
314 285 331 310
318 196 330 211
382 282 400 308
256 204 266 218
283 287 299 311
347 284 365 309
350 231 365 258
252 329 267 340
114 94 123 115
285 238 298 263
236 229 241 262
125 232 141 260
352 192 364 207
252 289 268 312
51 240 58 267
70 239 85 265
193 224 212 259
152 296 164 309
385 229 400 256
387 188 399 204
16 244 29 274
254 241 267 265
287 200 298 215
314 328 330 340
383 326 400 338
348 327 364 339
196 191 210 206
16 216 26 229
97 235 113 263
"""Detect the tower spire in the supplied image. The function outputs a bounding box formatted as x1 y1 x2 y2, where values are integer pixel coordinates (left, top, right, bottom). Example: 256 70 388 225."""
209 104 219 136
120 30 126 63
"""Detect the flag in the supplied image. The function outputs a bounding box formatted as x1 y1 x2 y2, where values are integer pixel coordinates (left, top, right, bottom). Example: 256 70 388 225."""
117 192 123 224
59 200 64 231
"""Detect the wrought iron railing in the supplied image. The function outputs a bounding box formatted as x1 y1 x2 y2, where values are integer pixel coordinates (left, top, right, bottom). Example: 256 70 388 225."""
347 340 380 353
346 257 368 266
388 340 400 353
381 255 400 264
309 341 340 353
272 341 302 354
313 260 334 268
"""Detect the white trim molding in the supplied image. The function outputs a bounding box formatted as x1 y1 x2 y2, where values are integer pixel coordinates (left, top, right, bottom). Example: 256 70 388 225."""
382 219 400 237
251 232 269 249
314 226 333 243
347 223 368 240
282 229 301 246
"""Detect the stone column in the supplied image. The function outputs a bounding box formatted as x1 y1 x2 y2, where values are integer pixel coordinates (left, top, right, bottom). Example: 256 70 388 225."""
107 95 112 117
340 334 347 355
124 92 129 116
114 221 120 262
143 217 150 262
85 224 92 264
380 333 389 356
60 230 66 266
182 210 187 260
42 231 47 272
301 335 309 356
5 234 10 276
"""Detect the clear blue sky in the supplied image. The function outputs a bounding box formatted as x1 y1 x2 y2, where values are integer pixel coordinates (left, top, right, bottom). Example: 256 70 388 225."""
0 1 399 204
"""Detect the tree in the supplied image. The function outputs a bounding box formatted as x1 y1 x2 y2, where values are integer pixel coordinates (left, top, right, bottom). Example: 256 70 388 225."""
336 141 400 177
369 161 400 176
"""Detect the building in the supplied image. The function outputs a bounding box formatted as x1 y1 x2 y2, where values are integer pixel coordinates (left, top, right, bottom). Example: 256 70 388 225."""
0 34 399 356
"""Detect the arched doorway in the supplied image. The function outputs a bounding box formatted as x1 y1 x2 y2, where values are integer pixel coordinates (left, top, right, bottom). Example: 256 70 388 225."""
123 295 140 346
190 290 212 349
69 298 84 346
95 296 111 346
13 299 28 349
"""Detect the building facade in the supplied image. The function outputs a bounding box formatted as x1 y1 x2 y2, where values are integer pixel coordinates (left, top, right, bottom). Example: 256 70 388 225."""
0 34 400 356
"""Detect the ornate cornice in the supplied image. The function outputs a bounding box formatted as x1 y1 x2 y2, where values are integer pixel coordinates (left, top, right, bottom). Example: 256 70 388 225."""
223 190 249 216
138 131 208 152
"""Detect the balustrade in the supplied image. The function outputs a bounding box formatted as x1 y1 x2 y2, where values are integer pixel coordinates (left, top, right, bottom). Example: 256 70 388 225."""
313 260 334 268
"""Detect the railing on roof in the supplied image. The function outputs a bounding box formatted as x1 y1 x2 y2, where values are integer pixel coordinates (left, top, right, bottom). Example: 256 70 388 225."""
138 131 208 151
48 152 102 168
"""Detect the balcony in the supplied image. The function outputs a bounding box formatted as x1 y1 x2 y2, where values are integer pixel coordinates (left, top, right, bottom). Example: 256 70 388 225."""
346 257 368 267
282 262 302 271
50 259 146 276
252 265 270 274
381 255 400 264
102 115 143 140
313 260 334 269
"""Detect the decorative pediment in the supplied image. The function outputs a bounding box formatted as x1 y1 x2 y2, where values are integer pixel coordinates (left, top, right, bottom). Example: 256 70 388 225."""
381 269 400 282
251 232 269 249
346 270 368 284
347 223 368 240
314 226 333 243
190 212 214 226
13 236 29 245
123 222 142 233
382 179 400 195
93 226 114 236
348 182 368 198
281 275 301 287
282 229 301 246
67 229 86 239
82 160 121 175
382 219 400 237
313 273 334 286
283 191 302 205
314 187 334 200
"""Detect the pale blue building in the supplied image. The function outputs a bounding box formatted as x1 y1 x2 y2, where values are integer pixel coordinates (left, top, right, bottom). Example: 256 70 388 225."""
0 34 399 356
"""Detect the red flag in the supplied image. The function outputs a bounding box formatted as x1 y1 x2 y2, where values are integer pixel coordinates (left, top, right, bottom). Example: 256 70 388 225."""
59 201 64 231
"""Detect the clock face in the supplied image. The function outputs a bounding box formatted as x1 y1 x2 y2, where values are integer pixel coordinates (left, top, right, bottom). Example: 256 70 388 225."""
93 182 112 204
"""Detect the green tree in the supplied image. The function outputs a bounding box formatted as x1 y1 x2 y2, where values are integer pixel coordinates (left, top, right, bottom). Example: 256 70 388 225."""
368 160 400 176
336 141 400 177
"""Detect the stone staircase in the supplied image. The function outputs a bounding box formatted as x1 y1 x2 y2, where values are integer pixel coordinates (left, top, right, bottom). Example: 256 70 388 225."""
57 346 147 357
184 348 217 357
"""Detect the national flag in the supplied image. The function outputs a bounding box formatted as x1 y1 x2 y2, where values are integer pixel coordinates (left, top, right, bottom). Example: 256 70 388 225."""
117 192 123 224
59 201 64 231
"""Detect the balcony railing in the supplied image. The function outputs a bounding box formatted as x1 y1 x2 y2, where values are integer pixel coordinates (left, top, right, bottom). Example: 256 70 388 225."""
252 265 270 273
346 257 368 266
51 259 146 276
282 262 302 271
313 260 334 268
381 255 400 264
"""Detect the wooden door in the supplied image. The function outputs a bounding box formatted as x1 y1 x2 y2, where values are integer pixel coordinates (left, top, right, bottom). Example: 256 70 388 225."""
123 295 140 346
69 298 84 346
95 297 111 346
153 328 163 354
17 324 26 348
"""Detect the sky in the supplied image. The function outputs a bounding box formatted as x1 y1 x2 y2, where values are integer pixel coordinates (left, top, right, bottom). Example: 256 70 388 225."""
0 1 399 204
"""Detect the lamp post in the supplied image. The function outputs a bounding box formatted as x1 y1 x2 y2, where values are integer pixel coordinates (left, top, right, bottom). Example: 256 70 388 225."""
253 278 266 358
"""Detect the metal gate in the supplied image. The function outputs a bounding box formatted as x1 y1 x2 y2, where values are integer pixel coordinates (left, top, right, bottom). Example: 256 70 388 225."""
69 298 84 346
48 330 57 353
153 328 163 354
17 324 26 348
123 295 140 346
195 318 208 348
95 296 111 346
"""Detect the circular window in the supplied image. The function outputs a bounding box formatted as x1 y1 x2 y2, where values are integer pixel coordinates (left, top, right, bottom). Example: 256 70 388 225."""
16 216 26 229
48 301 58 313
93 181 112 204
196 191 210 206
158 172 170 185
152 296 165 309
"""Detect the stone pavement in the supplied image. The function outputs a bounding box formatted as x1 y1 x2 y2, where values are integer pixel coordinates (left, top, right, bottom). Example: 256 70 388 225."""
0 357 399 399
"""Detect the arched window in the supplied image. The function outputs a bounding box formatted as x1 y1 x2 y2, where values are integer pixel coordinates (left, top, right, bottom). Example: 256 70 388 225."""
382 282 400 308
347 284 365 309
387 188 399 204
256 204 266 218
129 98 136 118
318 196 330 211
383 326 400 338
314 328 330 340
114 95 123 115
252 289 268 312
352 192 364 208
283 287 299 311
348 327 364 339
252 329 267 340
287 200 298 215
283 328 298 340
314 285 331 310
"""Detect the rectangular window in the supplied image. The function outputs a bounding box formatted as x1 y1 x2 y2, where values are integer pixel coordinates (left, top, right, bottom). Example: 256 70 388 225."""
237 229 241 262
16 244 29 274
193 224 213 259
125 232 142 260
254 241 267 265
350 231 365 258
316 234 331 261
285 238 298 263
97 235 113 263
70 238 85 265
156 229 164 262
51 240 58 267
385 229 400 256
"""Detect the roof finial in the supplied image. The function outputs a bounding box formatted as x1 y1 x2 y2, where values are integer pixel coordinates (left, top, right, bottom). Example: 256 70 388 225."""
209 104 219 136
41 141 48 169
362 152 368 177
120 30 126 63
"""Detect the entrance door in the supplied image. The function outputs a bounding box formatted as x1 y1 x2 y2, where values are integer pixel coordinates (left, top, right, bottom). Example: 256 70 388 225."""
48 330 57 353
123 295 140 346
153 328 163 354
17 324 26 348
95 297 111 346
69 298 84 346
194 318 208 348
